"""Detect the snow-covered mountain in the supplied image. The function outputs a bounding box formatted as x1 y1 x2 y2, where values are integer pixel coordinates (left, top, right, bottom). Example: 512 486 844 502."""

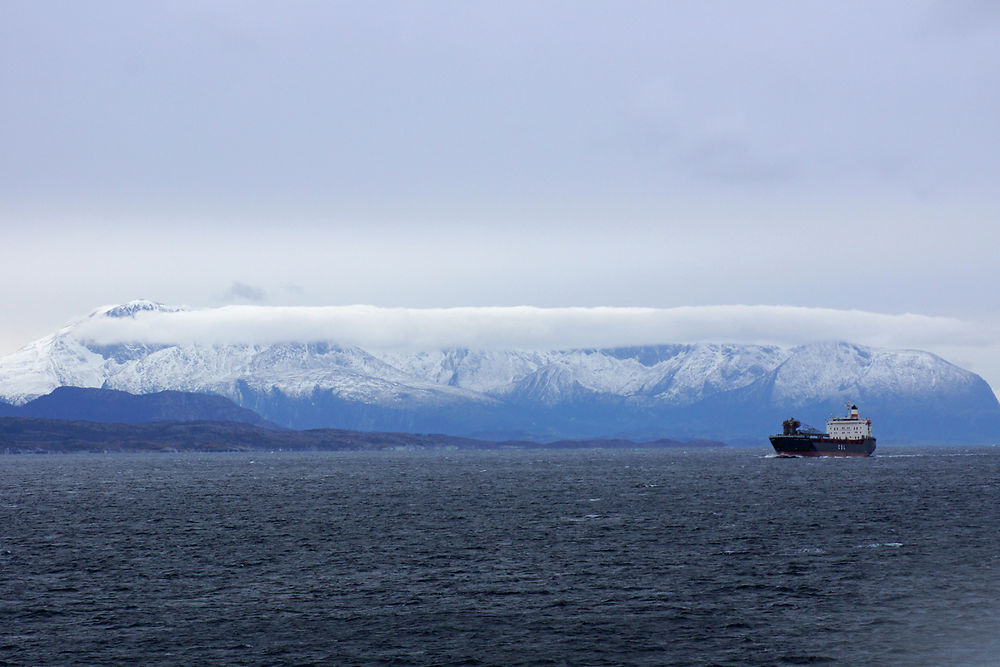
1 301 998 442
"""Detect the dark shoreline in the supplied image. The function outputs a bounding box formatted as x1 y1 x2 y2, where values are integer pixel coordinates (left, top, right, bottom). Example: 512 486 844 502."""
0 417 727 454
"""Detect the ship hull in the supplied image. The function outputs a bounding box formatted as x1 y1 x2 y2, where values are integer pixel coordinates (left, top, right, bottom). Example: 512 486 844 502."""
769 435 876 457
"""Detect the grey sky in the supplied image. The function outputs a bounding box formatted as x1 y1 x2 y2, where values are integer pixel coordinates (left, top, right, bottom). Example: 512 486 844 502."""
2 2 999 387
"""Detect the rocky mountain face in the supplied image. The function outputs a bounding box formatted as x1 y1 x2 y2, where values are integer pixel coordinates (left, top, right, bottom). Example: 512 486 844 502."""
1 302 998 443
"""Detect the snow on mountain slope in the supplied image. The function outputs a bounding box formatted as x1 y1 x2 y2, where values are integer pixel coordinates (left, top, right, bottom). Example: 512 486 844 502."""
860 348 979 399
0 333 106 404
101 342 491 407
639 344 787 404
769 342 980 406
771 342 874 405
371 344 789 406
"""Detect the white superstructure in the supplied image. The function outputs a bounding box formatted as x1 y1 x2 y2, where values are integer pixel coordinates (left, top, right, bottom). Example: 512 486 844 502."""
826 404 873 440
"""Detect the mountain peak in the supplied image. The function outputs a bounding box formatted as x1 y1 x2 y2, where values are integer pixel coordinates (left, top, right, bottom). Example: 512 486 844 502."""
95 300 186 319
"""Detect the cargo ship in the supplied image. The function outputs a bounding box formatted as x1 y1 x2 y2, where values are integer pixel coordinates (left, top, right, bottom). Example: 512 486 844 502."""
769 404 876 457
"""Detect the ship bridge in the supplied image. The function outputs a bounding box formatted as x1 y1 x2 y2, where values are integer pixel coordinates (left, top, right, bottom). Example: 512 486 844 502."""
826 404 873 440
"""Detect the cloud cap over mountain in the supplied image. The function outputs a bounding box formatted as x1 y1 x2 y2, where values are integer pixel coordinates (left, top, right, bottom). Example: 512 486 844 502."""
72 302 990 353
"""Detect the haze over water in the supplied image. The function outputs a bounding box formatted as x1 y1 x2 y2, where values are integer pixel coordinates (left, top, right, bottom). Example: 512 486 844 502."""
3 447 998 665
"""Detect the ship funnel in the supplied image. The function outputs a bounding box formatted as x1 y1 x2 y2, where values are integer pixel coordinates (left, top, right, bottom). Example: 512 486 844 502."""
850 404 858 418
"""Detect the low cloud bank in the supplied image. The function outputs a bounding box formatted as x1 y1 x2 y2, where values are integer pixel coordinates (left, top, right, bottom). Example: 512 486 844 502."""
72 304 989 352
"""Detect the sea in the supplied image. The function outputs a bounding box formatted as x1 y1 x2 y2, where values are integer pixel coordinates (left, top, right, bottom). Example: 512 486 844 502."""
2 446 998 666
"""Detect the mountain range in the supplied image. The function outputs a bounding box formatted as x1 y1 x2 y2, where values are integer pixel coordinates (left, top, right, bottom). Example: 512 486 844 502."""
1 300 998 443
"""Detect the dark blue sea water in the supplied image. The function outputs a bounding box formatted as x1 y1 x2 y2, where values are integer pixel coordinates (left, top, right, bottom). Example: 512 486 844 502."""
2 446 999 666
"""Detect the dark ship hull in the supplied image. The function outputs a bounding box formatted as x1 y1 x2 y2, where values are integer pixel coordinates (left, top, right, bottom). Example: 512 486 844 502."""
769 434 876 457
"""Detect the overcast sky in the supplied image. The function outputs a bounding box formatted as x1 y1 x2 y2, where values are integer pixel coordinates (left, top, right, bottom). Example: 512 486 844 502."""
2 2 999 390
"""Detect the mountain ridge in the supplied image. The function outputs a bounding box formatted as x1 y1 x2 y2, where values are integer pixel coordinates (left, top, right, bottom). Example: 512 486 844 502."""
0 386 280 428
